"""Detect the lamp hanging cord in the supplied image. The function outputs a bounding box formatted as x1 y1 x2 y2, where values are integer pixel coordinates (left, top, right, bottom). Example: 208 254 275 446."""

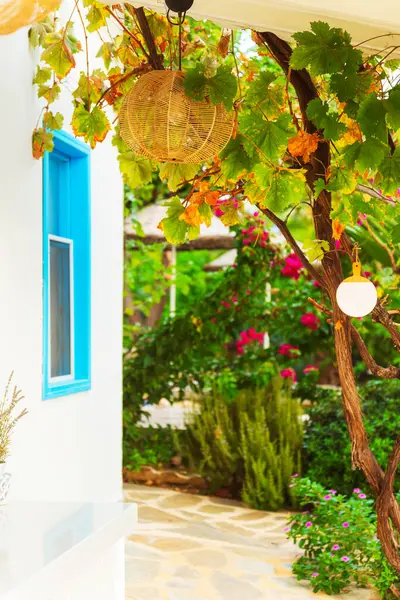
167 9 185 70
352 242 361 263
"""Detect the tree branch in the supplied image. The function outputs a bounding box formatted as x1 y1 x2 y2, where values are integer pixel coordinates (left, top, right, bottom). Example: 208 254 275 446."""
372 302 400 352
350 325 400 379
377 439 400 574
257 205 325 286
356 184 397 206
134 7 164 70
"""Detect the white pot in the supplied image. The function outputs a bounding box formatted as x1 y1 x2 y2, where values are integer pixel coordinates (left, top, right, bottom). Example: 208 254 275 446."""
0 463 11 505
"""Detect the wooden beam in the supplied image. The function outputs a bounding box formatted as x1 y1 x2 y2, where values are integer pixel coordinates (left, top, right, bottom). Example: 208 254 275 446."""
126 234 235 250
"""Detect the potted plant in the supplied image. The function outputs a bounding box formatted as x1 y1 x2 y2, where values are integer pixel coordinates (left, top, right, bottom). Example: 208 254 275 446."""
0 373 26 503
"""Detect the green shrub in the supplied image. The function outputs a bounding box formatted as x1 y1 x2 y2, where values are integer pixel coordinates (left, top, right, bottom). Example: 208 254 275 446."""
123 409 177 470
286 477 400 597
179 379 303 509
299 379 400 495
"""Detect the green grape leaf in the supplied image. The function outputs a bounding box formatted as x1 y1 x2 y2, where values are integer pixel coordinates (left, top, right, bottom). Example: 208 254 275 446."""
306 99 346 140
357 95 387 142
219 135 253 182
207 65 238 109
32 128 54 160
37 83 61 103
43 110 64 131
244 180 266 205
384 86 400 131
219 205 241 226
158 163 200 192
254 166 306 213
314 178 326 199
302 239 329 262
329 71 373 103
96 42 113 70
183 65 237 109
160 197 188 244
343 139 386 172
71 105 110 148
41 37 76 79
241 113 294 161
33 66 52 85
246 71 285 117
118 153 153 189
290 21 361 76
327 164 357 194
86 3 107 32
28 20 53 49
375 148 400 195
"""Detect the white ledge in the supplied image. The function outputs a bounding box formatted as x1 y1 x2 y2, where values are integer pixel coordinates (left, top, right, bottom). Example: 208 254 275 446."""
0 501 137 600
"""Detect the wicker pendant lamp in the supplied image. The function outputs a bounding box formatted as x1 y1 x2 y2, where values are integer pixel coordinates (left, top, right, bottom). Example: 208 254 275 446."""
119 0 234 164
0 0 59 35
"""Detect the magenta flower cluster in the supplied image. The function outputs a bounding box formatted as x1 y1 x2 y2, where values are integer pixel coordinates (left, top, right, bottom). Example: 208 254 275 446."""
282 253 303 280
236 327 264 355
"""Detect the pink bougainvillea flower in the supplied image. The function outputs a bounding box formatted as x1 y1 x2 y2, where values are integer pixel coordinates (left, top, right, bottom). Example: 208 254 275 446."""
291 473 298 478
215 208 224 217
289 483 296 488
324 494 332 500
283 526 290 532
281 253 303 280
332 544 340 551
353 488 361 493
279 344 299 358
280 368 297 382
305 521 312 528
236 344 245 355
313 279 321 287
335 239 341 250
358 493 367 499
341 556 350 563
301 313 321 330
342 522 350 528
231 294 238 304
211 318 216 324
329 490 337 495
362 271 371 278
303 365 319 375
311 573 318 578
221 301 230 308
253 211 259 217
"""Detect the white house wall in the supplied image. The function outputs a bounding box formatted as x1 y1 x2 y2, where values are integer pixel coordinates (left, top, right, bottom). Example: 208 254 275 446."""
0 3 124 503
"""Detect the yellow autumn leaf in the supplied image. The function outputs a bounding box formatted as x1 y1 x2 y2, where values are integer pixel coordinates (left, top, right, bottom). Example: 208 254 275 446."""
179 204 202 227
332 218 345 240
288 130 320 163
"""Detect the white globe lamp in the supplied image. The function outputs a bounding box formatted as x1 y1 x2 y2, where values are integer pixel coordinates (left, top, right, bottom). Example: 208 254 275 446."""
336 251 377 318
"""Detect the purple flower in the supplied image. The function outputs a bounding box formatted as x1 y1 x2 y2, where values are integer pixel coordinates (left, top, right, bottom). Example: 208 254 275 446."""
353 488 361 493
330 553 335 557
284 526 290 532
305 521 312 528
342 522 350 528
311 573 318 578
341 556 350 563
358 493 367 499
329 490 337 495
324 494 332 500
332 544 340 551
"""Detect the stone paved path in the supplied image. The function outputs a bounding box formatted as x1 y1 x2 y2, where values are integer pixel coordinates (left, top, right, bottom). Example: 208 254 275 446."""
124 484 378 600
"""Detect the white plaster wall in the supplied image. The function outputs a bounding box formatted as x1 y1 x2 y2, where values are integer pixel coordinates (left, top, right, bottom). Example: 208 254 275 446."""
0 3 124 503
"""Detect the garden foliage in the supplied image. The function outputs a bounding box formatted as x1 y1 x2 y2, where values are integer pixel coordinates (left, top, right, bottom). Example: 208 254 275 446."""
178 378 303 510
287 477 400 597
300 379 400 495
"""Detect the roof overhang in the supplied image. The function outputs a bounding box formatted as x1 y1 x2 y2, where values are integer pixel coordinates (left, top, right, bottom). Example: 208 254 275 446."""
99 0 400 58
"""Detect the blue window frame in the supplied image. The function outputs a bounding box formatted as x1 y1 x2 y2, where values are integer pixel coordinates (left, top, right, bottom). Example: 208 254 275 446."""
43 130 91 399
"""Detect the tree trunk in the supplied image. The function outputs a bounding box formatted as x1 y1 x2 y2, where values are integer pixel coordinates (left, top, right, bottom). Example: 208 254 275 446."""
259 30 400 575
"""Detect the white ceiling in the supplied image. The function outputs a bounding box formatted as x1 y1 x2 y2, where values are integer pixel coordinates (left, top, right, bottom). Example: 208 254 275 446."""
100 0 400 57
